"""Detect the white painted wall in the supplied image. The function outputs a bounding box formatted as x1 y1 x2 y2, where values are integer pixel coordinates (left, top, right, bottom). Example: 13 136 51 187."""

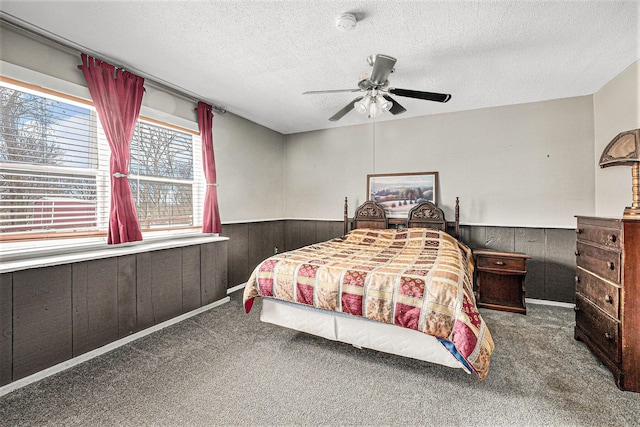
1 22 285 223
214 112 285 222
285 96 595 228
284 124 374 220
594 60 640 218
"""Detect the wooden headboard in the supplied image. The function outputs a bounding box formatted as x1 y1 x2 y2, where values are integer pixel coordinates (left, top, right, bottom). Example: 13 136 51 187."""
352 200 388 230
407 201 447 231
343 197 460 239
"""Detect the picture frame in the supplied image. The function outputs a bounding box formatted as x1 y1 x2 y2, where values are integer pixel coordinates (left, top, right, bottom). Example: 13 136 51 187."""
367 171 438 218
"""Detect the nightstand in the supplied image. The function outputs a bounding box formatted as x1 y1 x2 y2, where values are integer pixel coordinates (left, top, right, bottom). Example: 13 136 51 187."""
473 249 531 314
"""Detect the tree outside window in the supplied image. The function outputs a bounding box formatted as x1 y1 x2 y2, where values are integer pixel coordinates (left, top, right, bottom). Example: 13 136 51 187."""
130 121 194 229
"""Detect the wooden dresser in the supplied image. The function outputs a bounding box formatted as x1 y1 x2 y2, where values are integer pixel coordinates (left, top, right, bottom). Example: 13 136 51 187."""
574 216 640 392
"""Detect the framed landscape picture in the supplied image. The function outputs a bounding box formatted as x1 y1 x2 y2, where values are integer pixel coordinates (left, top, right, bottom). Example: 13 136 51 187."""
367 172 438 218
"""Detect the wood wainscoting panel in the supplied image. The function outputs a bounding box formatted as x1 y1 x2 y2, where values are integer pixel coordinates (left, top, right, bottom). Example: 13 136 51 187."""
214 241 228 301
182 245 202 312
545 228 577 303
466 226 487 251
272 221 287 255
3 239 228 389
468 226 519 253
0 273 12 386
225 221 287 289
284 220 302 251
248 221 285 269
224 223 249 288
117 254 137 337
484 226 517 252
135 251 155 332
201 241 228 305
72 258 119 357
12 265 72 380
150 248 183 324
515 228 546 300
248 222 269 269
317 221 343 243
285 220 341 251
299 221 320 248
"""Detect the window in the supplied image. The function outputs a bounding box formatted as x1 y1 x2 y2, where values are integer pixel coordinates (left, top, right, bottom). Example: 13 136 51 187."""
0 83 102 235
130 121 200 230
0 80 202 239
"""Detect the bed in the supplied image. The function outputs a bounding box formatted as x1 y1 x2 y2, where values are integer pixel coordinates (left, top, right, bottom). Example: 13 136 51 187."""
243 198 494 379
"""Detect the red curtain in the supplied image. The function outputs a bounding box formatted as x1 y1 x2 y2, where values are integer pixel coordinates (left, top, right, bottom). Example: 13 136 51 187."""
78 53 145 244
197 102 221 233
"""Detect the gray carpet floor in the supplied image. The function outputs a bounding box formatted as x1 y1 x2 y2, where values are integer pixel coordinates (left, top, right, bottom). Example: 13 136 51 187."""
1 291 639 426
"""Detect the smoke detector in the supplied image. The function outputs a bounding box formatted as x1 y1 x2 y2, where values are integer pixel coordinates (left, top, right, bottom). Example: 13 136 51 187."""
335 13 357 31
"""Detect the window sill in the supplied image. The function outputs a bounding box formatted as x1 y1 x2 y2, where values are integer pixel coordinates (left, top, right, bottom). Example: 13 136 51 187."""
0 232 228 274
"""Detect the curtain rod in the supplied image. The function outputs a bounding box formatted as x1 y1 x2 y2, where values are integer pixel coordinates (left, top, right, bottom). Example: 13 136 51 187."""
0 14 227 115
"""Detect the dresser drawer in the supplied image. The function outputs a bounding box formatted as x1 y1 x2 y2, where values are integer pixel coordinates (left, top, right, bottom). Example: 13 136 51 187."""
475 254 526 274
576 218 622 250
575 241 621 284
575 294 620 364
575 268 620 319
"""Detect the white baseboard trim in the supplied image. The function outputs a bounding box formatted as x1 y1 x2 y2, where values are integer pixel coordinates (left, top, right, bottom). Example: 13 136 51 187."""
227 282 247 294
0 296 230 398
526 298 575 309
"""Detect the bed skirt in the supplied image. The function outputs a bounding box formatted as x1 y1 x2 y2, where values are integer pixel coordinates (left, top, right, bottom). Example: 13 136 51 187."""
260 298 471 373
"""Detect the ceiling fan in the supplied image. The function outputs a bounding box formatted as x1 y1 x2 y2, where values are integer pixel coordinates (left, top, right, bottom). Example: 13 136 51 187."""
303 54 451 121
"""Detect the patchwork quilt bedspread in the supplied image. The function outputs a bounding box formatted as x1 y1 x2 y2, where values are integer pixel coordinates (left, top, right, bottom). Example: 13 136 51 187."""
243 227 494 379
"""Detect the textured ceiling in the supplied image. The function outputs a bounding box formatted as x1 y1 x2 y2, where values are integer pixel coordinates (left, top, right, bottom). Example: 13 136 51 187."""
1 1 639 135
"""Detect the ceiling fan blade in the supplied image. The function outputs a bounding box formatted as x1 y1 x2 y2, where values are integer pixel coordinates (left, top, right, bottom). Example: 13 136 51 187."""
329 97 363 121
389 88 451 103
303 89 361 94
382 95 406 115
370 54 397 85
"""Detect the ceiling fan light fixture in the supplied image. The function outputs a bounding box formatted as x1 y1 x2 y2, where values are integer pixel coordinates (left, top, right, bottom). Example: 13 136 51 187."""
354 93 392 118
376 95 393 112
368 101 380 118
354 95 372 114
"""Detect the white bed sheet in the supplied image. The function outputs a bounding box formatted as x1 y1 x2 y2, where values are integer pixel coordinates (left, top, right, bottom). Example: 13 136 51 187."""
260 298 470 373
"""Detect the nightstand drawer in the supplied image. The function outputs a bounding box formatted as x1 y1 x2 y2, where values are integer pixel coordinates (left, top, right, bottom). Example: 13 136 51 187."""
475 254 526 274
575 241 621 284
575 268 619 319
575 294 620 364
576 218 622 250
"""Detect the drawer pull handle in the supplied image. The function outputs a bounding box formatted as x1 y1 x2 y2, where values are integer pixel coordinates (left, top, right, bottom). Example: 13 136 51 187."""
575 250 580 257
575 228 582 234
574 275 580 283
607 261 615 270
494 261 506 266
605 332 613 341
608 234 617 243
604 294 613 304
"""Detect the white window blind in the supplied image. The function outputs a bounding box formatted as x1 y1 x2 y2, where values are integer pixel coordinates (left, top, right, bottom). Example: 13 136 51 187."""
130 120 202 229
0 80 203 239
0 83 104 234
